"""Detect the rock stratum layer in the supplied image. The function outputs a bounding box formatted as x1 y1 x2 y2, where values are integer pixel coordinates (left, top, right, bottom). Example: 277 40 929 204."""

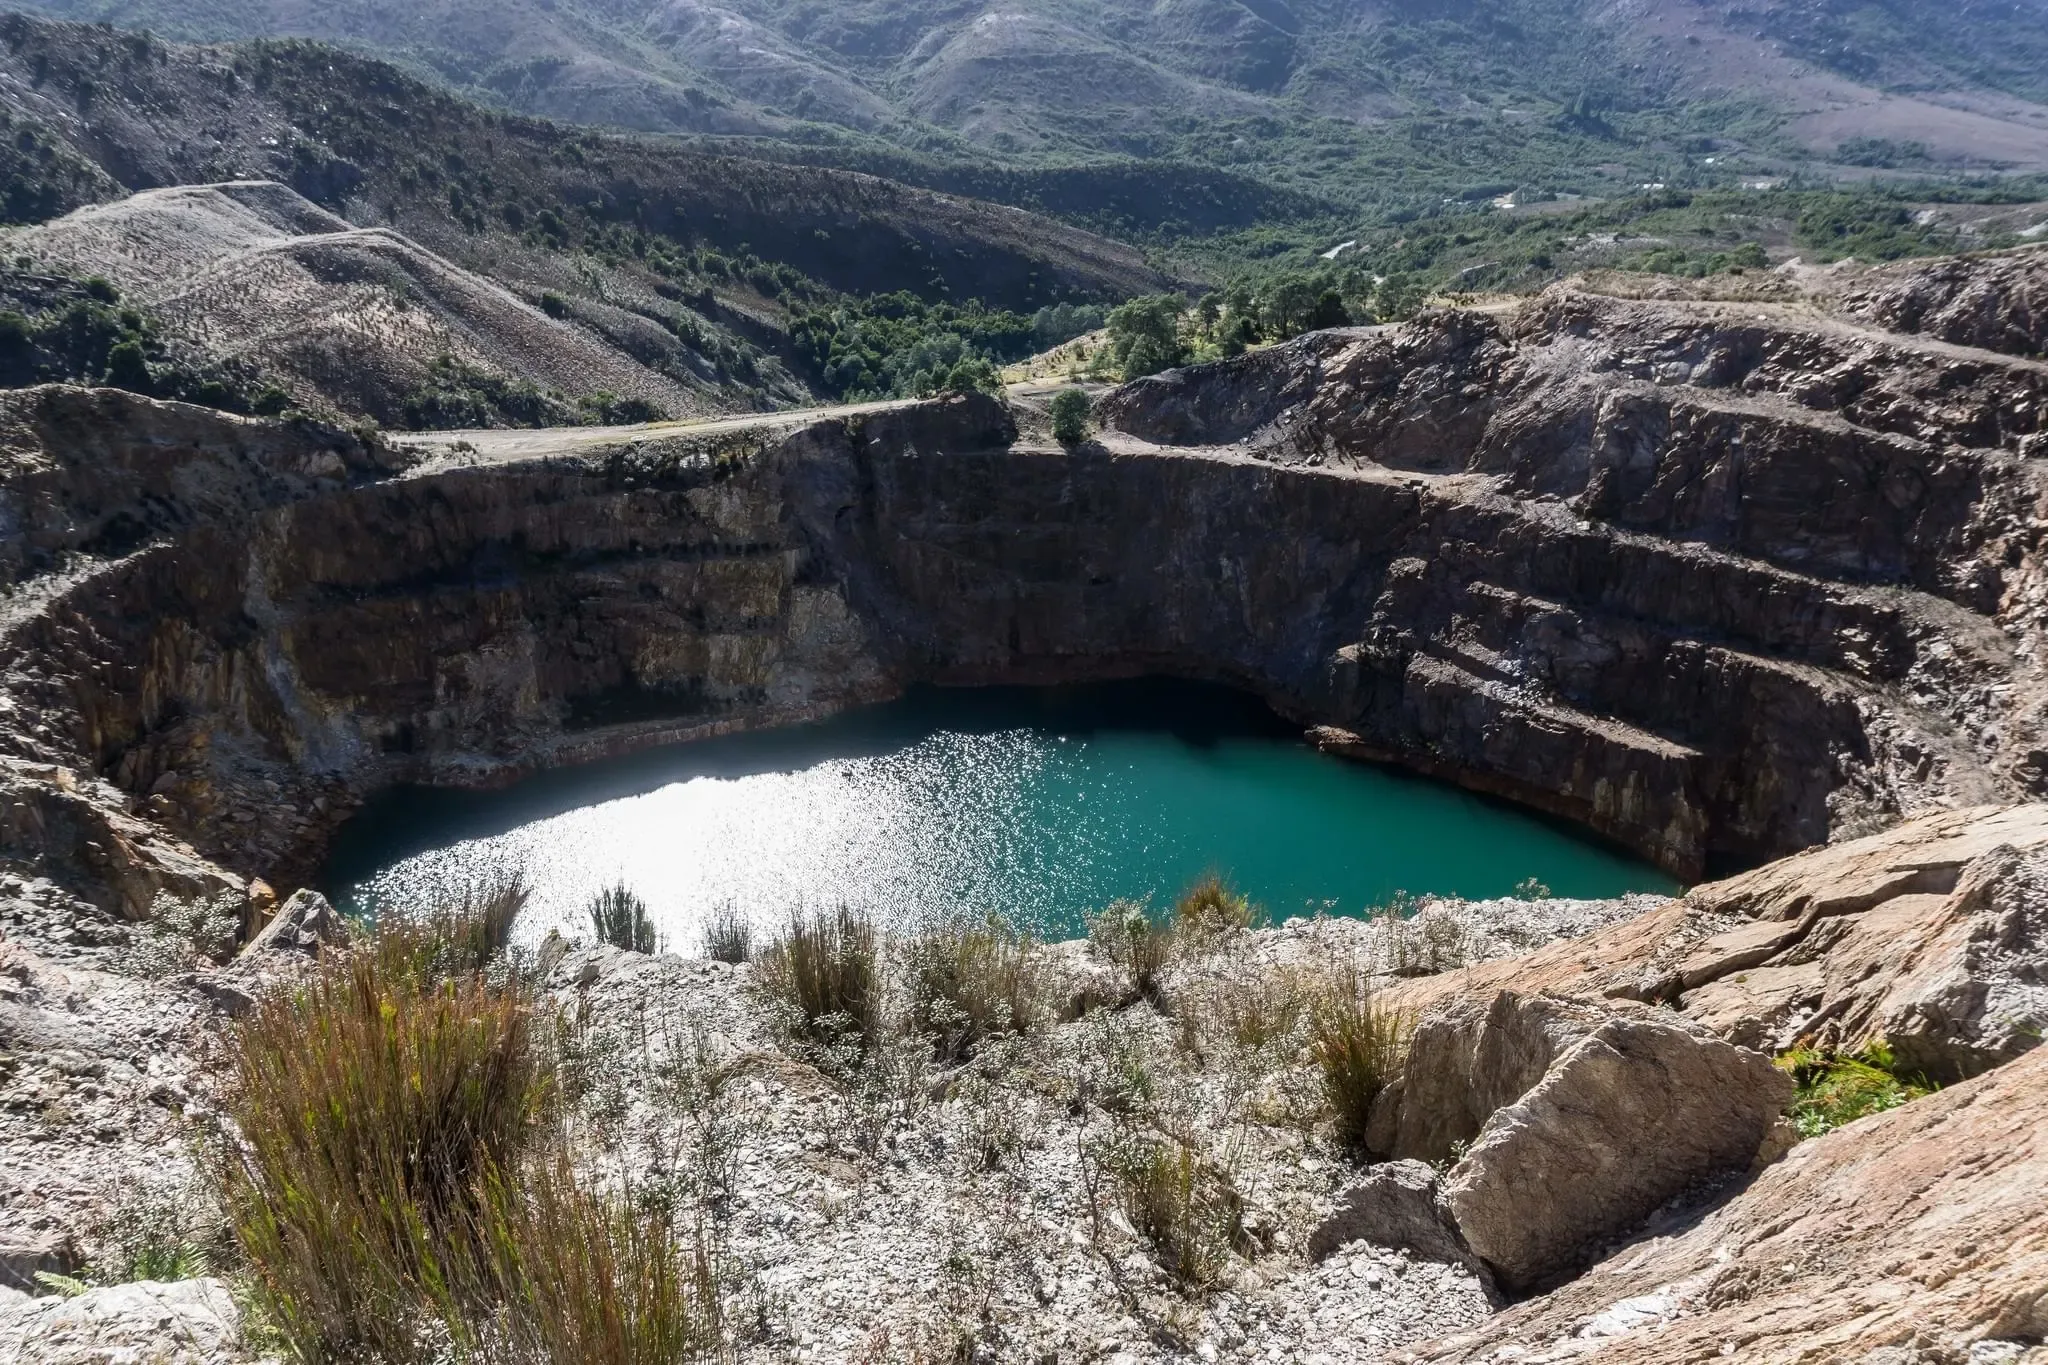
5 251 2048 932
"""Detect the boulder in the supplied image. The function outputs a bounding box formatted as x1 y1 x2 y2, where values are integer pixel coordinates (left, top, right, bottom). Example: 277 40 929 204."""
1307 1160 1470 1269
0 1277 246 1364
1441 1014 1793 1293
237 887 350 961
1395 1029 2048 1364
1366 990 1616 1163
0 1231 77 1292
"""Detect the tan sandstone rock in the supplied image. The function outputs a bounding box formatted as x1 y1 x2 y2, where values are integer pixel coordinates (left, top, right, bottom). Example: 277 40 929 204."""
1380 807 2048 1084
1439 1014 1793 1293
1395 1041 2048 1364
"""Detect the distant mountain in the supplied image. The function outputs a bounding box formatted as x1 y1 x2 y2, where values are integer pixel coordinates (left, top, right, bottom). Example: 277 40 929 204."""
11 0 2048 208
0 16 1176 425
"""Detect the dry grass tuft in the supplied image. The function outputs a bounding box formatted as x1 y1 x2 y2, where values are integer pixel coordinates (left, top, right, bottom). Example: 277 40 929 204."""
756 907 881 1056
480 1153 720 1363
904 918 1047 1062
1306 964 1411 1157
588 882 659 955
701 902 753 964
376 873 531 982
218 931 546 1361
1173 872 1257 935
1099 1134 1246 1290
214 874 718 1362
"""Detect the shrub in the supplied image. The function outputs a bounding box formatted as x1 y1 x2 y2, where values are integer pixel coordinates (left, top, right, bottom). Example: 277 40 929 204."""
1307 966 1409 1157
588 883 658 954
217 932 547 1362
1049 387 1091 445
80 1176 230 1287
1372 897 1469 977
124 889 243 979
1173 872 1256 935
904 918 1046 1062
701 902 753 964
756 907 880 1056
1778 1043 1933 1138
376 874 530 982
1097 1133 1245 1289
1177 965 1307 1064
1088 900 1174 1004
480 1152 719 1363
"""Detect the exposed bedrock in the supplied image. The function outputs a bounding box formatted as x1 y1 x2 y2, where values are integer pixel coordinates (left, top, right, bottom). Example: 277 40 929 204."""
5 260 2048 917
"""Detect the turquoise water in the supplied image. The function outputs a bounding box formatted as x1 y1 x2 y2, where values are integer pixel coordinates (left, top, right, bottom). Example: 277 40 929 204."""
321 681 1677 944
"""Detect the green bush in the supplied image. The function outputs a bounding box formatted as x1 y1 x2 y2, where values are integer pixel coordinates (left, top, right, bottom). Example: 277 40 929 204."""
1049 387 1091 445
1778 1043 1933 1138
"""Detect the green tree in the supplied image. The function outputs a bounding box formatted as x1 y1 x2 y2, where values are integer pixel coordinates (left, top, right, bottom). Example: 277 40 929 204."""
1049 388 1091 446
1106 294 1188 380
1264 278 1318 339
104 339 152 394
1306 290 1352 332
1375 274 1427 323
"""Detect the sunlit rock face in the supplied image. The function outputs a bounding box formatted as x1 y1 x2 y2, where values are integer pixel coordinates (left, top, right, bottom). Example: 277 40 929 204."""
7 257 2048 922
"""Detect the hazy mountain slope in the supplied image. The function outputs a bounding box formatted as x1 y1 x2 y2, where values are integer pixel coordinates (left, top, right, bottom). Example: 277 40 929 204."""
1602 0 2048 171
14 0 2048 194
0 181 730 423
0 16 1168 311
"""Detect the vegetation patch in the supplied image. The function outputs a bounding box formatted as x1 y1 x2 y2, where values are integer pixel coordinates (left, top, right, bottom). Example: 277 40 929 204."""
0 265 287 412
1307 965 1410 1158
755 907 881 1061
1777 1043 1935 1139
587 882 659 954
903 917 1047 1063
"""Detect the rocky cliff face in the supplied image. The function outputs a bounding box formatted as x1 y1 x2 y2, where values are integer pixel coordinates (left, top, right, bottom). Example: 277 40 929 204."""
6 253 2048 934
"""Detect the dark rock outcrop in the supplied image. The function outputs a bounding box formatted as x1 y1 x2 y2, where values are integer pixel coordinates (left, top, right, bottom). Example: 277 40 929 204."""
5 255 2048 927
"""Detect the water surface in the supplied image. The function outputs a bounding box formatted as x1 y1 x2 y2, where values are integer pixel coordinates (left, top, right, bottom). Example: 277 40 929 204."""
322 681 1677 944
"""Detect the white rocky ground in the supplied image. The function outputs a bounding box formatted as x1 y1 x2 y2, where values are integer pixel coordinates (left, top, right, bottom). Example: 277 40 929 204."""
0 889 1659 1362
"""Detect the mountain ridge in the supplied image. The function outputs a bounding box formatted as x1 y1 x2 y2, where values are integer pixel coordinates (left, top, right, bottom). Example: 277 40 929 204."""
13 0 2048 205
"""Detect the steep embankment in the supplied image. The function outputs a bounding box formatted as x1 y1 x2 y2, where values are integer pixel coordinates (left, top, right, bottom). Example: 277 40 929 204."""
4 251 2048 931
2 181 735 423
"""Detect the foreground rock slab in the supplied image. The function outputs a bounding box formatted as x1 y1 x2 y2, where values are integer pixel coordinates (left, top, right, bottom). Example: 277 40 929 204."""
1396 1041 2048 1364
1382 806 2048 1085
0 1277 242 1364
1439 1014 1793 1293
